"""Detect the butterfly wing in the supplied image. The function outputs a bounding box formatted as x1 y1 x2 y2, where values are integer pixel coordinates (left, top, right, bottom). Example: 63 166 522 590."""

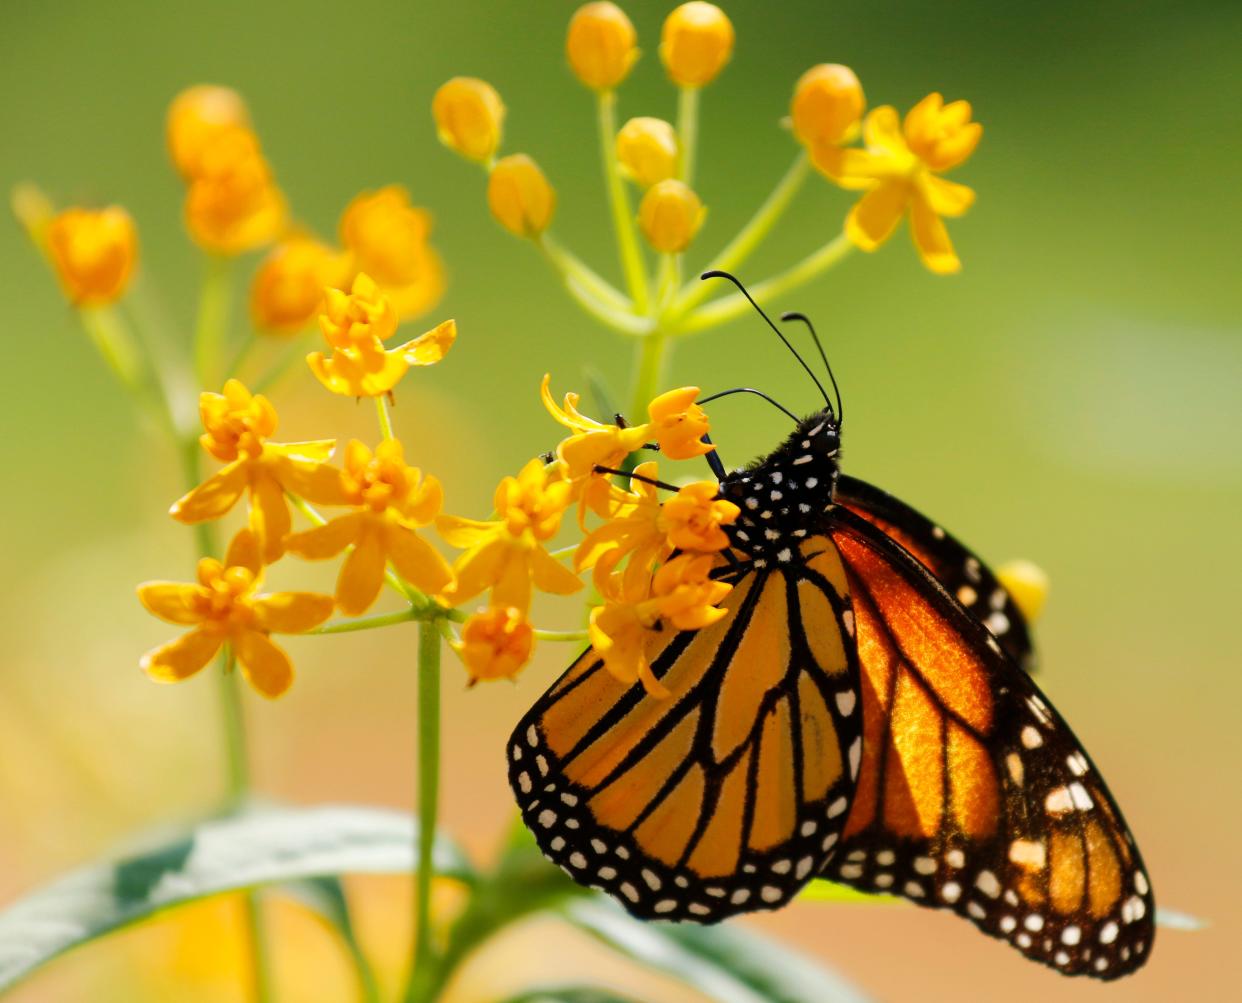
509 550 861 922
821 506 1154 979
836 474 1036 672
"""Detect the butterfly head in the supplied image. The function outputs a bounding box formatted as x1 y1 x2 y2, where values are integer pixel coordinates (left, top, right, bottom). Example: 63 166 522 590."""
717 409 840 565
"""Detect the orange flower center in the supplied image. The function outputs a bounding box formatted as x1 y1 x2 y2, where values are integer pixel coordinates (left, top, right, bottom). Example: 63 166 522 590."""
194 560 257 630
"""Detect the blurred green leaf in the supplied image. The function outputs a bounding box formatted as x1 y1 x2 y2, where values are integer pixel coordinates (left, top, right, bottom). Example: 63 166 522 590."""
799 879 895 904
563 898 870 1003
500 985 643 1003
0 804 472 993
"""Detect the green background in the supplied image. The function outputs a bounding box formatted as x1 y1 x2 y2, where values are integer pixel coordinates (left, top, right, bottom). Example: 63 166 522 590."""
1 1 1238 999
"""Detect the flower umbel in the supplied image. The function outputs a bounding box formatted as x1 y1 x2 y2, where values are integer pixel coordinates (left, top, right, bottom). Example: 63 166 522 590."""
284 439 454 615
138 529 333 698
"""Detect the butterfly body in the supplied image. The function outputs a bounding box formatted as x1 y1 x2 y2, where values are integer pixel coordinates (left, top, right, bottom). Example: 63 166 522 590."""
511 401 1154 978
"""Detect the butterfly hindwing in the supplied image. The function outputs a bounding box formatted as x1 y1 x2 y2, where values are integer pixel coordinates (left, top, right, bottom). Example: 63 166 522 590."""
836 474 1036 673
821 507 1155 978
509 548 862 922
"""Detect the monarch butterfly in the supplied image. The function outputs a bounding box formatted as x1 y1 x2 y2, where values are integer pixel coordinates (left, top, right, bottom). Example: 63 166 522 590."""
508 271 1154 980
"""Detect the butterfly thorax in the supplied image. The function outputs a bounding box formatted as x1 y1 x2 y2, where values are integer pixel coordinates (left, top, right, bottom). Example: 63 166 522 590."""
717 409 840 567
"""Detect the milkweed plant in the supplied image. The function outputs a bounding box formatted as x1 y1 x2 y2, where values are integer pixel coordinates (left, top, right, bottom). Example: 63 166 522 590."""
2 4 1032 1001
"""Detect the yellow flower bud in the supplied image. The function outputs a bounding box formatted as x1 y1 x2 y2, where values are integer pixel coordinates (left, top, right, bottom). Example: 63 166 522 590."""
616 117 678 188
184 125 287 254
487 154 556 238
46 206 138 306
638 179 704 253
432 77 506 162
566 2 638 91
995 559 1050 624
791 64 865 148
167 85 251 179
453 606 536 684
660 2 734 87
250 237 350 335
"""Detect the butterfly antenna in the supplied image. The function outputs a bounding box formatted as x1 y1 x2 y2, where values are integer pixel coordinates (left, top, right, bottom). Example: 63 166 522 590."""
780 311 843 424
700 270 831 409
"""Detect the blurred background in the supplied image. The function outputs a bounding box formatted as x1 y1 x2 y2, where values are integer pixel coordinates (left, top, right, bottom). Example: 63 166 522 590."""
2 0 1239 999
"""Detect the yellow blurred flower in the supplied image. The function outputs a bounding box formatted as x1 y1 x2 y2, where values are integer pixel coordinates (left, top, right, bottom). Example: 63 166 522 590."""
995 559 1050 623
831 94 981 274
487 154 556 238
588 553 731 697
660 2 734 88
638 179 705 253
616 117 678 188
453 606 535 684
284 439 454 615
647 385 713 459
46 206 138 306
184 125 287 254
438 458 582 613
167 84 251 179
433 77 506 163
171 380 342 562
566 2 638 91
251 236 351 334
137 528 333 698
339 185 445 320
307 273 456 398
791 63 865 150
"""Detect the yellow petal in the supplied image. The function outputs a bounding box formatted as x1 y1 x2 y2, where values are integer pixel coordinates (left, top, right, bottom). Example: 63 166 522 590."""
285 512 365 560
863 105 905 155
170 459 247 523
336 519 387 615
136 582 207 625
445 536 509 604
225 526 264 576
490 552 532 612
141 628 222 683
910 194 961 274
249 469 291 563
530 545 583 595
272 455 349 506
399 319 456 367
234 629 294 698
252 591 335 633
921 175 975 218
267 439 337 462
436 514 497 549
385 522 454 595
404 473 443 526
846 181 909 251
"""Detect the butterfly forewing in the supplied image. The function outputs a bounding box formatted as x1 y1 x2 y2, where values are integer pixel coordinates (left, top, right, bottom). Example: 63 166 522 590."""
509 547 862 922
821 508 1155 978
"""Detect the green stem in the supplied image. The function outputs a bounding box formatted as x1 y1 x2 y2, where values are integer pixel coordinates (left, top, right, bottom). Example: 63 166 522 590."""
79 306 145 393
535 236 651 337
675 232 855 335
668 151 812 320
538 233 630 311
404 620 442 1003
375 395 396 441
676 86 700 187
194 255 234 388
597 90 650 313
533 628 590 642
217 648 250 807
628 329 670 423
311 607 420 635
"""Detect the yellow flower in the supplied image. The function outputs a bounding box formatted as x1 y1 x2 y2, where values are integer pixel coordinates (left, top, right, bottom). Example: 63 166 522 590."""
167 85 251 179
171 380 342 562
452 606 535 684
487 155 556 239
137 528 333 699
339 186 445 320
830 94 981 274
575 461 668 597
284 439 454 615
791 63 865 149
661 481 739 550
566 2 638 91
638 179 705 253
307 273 456 398
616 117 678 188
995 559 1049 623
438 458 583 613
660 2 734 88
647 385 714 459
588 553 731 698
184 125 287 254
46 206 138 306
541 374 652 517
250 236 351 334
432 77 506 163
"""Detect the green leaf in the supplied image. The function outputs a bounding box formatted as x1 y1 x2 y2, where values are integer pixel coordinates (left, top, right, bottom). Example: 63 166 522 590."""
501 985 643 1003
563 898 870 1003
799 879 895 904
282 876 381 1003
0 804 472 993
